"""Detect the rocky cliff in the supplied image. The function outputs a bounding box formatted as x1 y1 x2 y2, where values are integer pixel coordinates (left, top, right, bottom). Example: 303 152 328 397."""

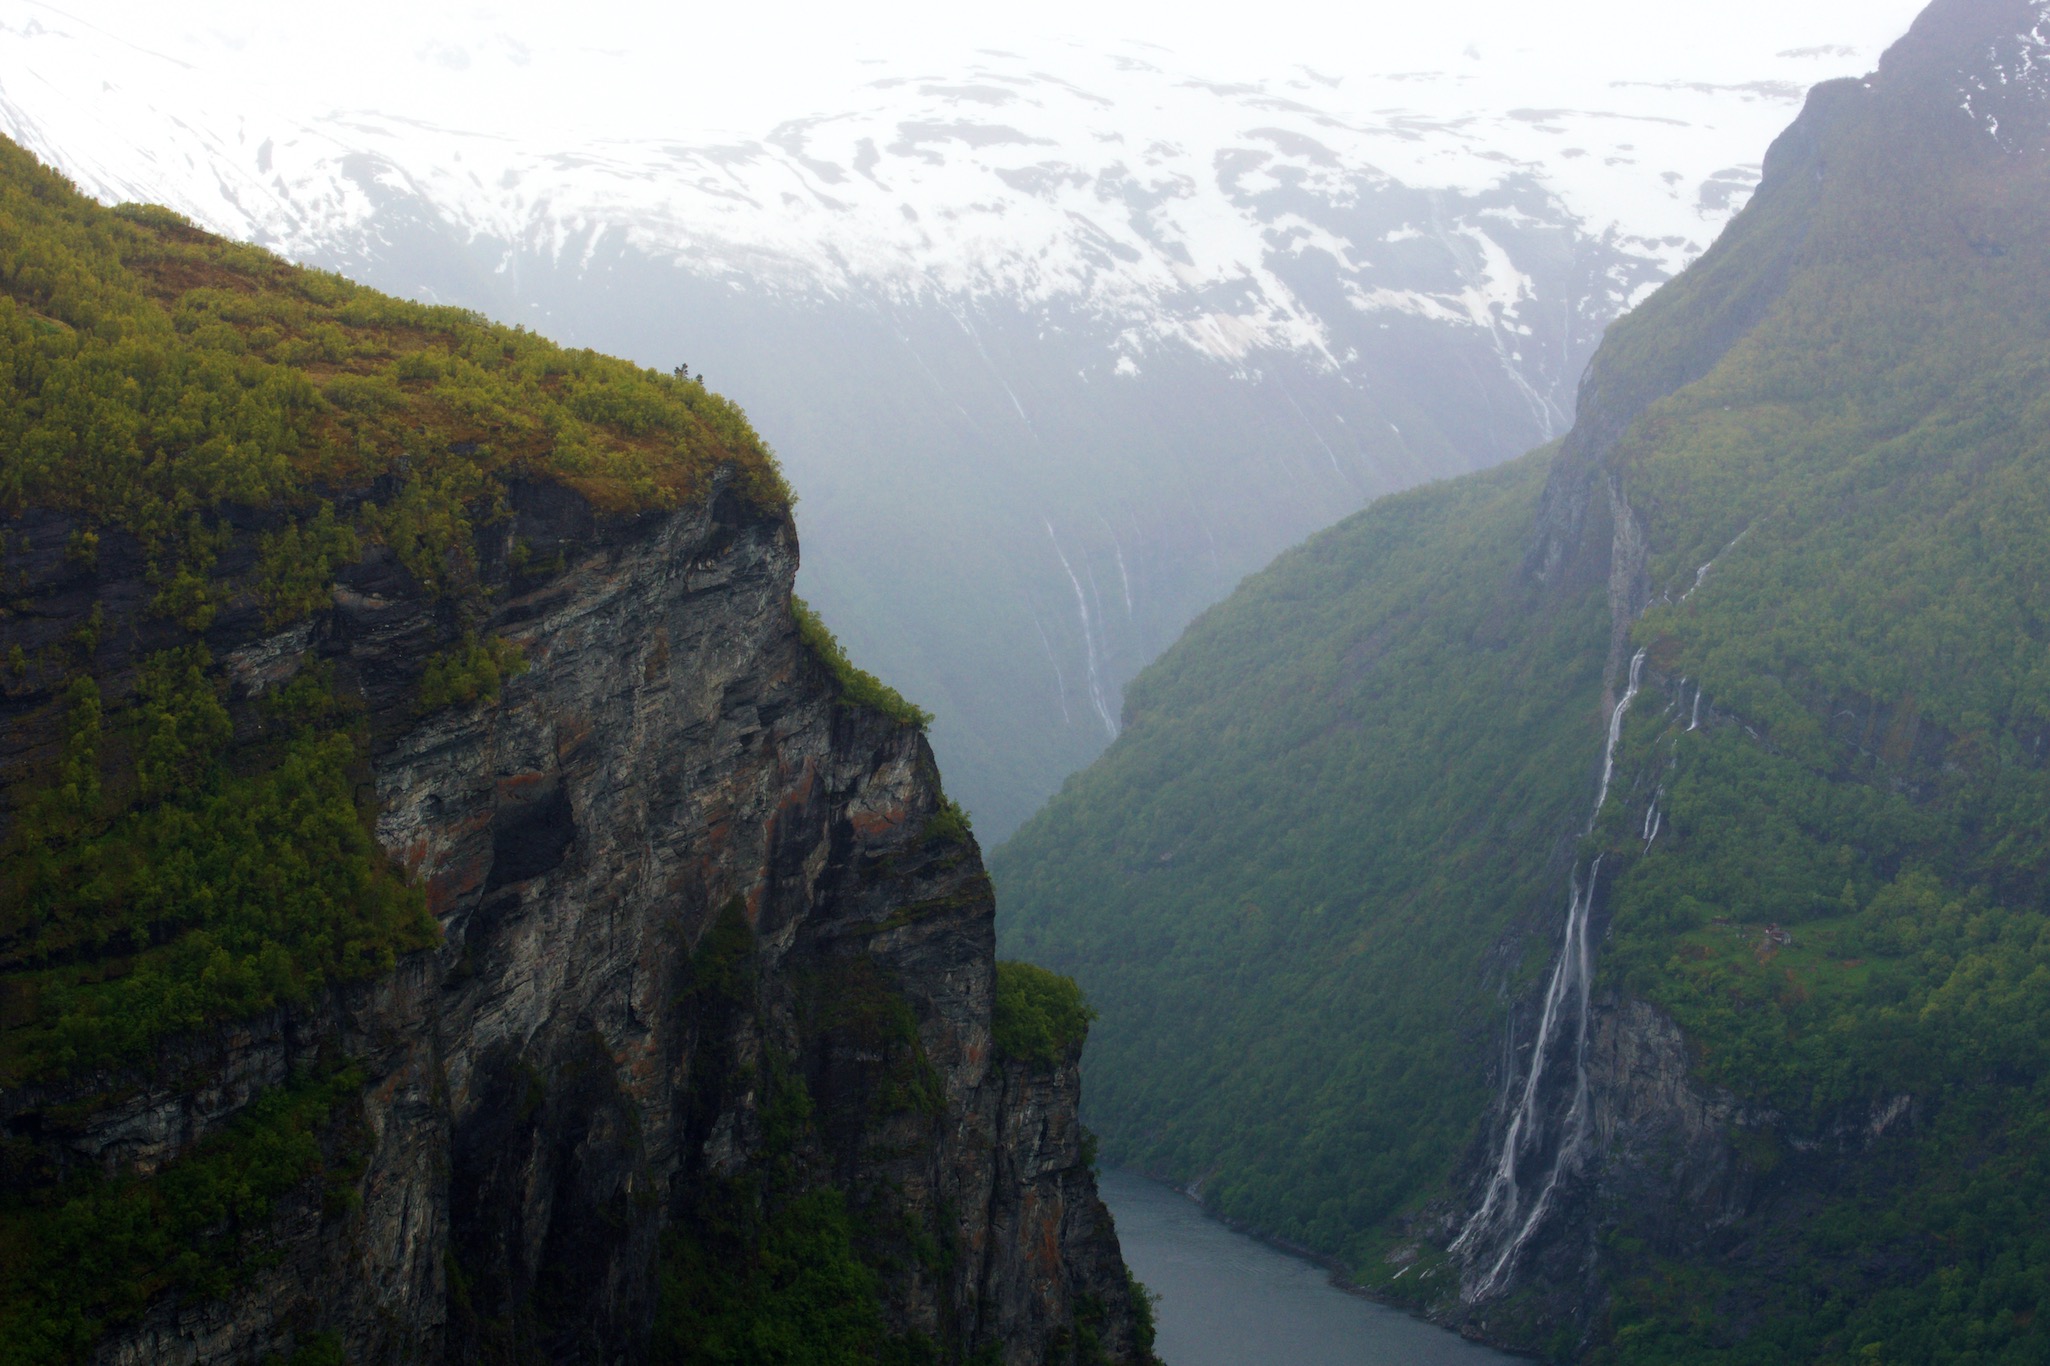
0 137 1149 1365
8 469 1148 1366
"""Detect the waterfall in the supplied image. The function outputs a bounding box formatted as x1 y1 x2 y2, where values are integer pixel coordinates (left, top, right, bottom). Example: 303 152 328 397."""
1046 521 1120 739
1680 524 1752 603
1451 649 1648 1299
1027 605 1073 727
1096 513 1136 617
1592 650 1647 818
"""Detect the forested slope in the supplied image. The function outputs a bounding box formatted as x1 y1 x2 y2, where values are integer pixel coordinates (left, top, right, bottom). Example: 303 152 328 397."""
996 0 2050 1359
1001 448 1610 1253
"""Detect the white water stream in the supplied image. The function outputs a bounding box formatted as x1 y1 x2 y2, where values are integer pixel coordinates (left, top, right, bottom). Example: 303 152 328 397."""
1449 648 1649 1299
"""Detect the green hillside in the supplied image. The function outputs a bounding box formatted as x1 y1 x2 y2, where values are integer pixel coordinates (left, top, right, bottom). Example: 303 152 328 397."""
996 1 2050 1359
1001 448 1609 1255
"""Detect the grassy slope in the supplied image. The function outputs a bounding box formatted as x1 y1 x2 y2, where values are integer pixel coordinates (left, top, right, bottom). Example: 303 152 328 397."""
999 2 2050 1357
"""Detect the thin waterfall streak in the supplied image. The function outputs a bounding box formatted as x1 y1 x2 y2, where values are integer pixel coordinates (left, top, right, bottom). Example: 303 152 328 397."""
1046 521 1118 739
1476 856 1604 1300
1451 872 1587 1258
1592 649 1649 826
1104 522 1135 617
946 300 1033 431
1689 686 1703 732
1459 645 1654 1298
1680 524 1753 603
1085 563 1110 650
1027 606 1072 727
1278 381 1346 480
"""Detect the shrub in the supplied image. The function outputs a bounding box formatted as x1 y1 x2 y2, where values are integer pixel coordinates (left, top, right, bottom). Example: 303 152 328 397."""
791 597 932 729
992 961 1095 1069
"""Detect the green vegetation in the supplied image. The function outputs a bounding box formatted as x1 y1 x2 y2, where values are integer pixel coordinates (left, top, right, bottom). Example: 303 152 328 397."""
653 905 944 1365
267 1334 346 1366
792 596 933 729
998 25 2050 1362
417 632 529 712
655 1163 912 1365
992 960 1095 1069
997 450 1609 1266
0 1066 367 1364
0 133 799 1362
654 1171 931 1366
921 797 973 848
1123 1271 1158 1361
0 127 789 1085
0 668 435 1086
0 140 787 537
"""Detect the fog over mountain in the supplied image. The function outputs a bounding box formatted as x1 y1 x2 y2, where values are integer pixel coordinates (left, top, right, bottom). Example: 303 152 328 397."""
0 0 1923 834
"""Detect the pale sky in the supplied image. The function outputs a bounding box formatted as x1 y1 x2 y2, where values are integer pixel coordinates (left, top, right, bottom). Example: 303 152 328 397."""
21 0 1932 139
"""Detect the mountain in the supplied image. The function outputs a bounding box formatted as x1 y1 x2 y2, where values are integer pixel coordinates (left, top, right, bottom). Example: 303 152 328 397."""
0 135 1152 1364
996 0 2050 1358
0 4 1907 835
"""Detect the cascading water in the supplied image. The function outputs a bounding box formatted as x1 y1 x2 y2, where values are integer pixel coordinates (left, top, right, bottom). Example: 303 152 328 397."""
1045 520 1121 739
1449 648 1648 1300
1681 524 1752 603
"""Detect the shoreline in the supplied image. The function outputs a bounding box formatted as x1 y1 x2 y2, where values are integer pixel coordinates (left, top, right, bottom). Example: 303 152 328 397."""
1103 1165 1537 1361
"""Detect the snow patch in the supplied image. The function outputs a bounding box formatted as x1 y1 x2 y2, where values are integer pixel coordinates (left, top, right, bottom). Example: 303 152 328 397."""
0 11 1892 372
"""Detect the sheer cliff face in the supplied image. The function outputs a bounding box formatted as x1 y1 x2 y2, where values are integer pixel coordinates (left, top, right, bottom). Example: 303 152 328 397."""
18 481 1142 1363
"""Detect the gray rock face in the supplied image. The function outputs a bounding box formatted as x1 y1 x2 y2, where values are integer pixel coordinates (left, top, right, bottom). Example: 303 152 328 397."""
1454 986 1924 1352
4 480 1144 1363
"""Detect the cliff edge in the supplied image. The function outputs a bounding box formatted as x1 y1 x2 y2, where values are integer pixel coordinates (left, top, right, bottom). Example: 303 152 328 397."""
0 137 1150 1365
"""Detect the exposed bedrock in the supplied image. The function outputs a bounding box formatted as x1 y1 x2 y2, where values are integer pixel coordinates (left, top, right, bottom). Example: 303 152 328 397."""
1 482 1144 1364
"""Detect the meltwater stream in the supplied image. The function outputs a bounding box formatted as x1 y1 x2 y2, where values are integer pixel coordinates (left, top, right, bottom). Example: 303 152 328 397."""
1099 1169 1514 1366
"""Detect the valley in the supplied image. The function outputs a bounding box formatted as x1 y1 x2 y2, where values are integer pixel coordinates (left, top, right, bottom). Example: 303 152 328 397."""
0 3 1914 835
1001 0 2050 1358
1 0 2043 1361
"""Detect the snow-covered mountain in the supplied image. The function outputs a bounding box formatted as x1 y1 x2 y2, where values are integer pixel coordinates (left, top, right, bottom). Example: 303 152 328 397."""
0 1 1920 835
0 9 1854 370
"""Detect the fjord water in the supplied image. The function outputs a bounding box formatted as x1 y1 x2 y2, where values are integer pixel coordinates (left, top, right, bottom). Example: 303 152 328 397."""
1098 1170 1513 1365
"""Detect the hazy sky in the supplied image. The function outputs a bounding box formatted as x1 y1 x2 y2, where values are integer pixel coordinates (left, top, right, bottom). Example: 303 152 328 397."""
29 0 1933 138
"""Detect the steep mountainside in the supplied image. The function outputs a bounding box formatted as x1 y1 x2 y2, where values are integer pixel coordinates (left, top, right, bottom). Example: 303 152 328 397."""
997 0 2050 1359
0 137 1151 1364
0 8 1914 835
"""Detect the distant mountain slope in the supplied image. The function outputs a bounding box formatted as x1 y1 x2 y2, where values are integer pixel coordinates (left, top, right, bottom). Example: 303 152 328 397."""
997 0 2050 1357
0 6 1906 834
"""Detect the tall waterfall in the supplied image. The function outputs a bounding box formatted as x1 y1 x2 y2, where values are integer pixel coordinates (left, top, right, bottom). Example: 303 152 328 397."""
1449 648 1649 1299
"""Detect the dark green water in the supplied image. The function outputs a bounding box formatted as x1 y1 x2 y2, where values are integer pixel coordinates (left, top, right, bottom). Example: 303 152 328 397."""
1098 1169 1515 1366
